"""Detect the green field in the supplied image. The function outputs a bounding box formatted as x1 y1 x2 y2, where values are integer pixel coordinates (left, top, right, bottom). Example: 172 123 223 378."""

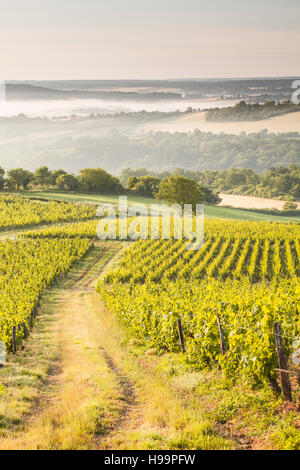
19 190 300 223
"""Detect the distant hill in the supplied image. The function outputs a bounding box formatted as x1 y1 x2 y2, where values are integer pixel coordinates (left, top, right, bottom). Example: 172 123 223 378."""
6 84 70 100
8 77 300 102
5 83 182 102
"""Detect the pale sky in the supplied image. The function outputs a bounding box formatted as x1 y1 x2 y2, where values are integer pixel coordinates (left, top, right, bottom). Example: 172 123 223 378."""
0 0 299 80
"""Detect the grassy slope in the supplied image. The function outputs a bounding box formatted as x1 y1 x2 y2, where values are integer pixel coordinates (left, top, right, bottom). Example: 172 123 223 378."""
19 190 300 223
205 204 300 223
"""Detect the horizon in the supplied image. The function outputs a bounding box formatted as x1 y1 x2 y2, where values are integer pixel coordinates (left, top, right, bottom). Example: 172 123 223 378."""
1 1 299 80
5 76 300 82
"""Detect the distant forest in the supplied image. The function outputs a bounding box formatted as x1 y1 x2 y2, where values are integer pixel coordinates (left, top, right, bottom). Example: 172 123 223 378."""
1 129 298 174
206 101 300 122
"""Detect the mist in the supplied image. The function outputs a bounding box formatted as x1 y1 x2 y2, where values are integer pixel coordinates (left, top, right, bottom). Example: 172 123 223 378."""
0 98 239 119
0 79 298 175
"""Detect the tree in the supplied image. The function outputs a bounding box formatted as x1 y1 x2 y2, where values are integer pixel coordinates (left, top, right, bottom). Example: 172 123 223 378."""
127 175 161 197
0 167 5 190
56 174 79 191
127 176 139 189
199 187 221 205
120 167 151 186
50 169 67 186
225 169 246 187
34 166 52 187
282 200 297 211
78 168 123 193
7 168 33 190
155 176 204 209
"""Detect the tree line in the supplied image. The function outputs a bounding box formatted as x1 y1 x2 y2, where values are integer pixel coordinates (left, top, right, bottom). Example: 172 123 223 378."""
121 165 300 206
206 100 300 122
2 164 299 209
0 167 123 193
0 165 220 208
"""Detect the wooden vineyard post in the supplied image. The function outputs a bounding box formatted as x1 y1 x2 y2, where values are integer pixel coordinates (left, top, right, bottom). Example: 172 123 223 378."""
23 322 28 339
12 326 17 353
177 318 185 353
274 321 292 402
216 313 226 355
18 324 22 349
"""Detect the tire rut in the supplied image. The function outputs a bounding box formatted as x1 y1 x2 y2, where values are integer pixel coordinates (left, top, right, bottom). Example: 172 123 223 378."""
97 350 142 448
71 245 119 291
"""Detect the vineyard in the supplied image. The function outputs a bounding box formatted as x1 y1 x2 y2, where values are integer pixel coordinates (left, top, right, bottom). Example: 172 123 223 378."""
0 195 98 350
0 238 92 349
98 219 300 387
102 236 300 282
0 194 96 230
0 204 299 449
24 219 100 239
0 192 101 354
24 217 300 241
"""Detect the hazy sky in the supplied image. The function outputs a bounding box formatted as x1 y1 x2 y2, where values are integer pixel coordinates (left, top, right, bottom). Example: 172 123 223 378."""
0 0 299 79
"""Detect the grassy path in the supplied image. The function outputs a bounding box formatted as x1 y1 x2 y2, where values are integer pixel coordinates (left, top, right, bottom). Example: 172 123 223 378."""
0 243 124 449
0 242 234 450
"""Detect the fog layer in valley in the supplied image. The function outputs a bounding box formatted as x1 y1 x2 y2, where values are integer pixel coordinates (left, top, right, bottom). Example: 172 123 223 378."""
0 98 237 118
0 79 299 175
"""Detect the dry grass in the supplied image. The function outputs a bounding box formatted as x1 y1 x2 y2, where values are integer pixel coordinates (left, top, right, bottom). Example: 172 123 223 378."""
1 292 122 449
140 110 300 134
219 193 300 210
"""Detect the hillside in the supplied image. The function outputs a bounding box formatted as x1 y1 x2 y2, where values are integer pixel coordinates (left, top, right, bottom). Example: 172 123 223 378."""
140 110 300 135
5 83 182 102
0 124 299 173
